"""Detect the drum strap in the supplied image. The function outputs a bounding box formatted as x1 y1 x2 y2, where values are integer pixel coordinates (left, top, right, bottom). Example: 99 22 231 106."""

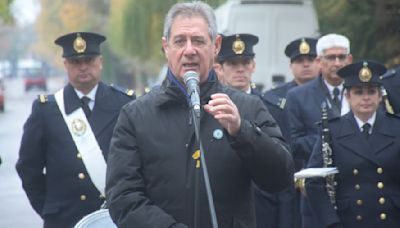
55 88 106 196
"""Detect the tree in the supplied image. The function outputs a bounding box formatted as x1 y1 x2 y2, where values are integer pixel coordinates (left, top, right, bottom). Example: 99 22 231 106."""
0 0 13 24
313 0 400 67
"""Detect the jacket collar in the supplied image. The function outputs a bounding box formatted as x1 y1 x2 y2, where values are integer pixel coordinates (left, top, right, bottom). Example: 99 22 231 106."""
338 111 395 165
63 83 83 115
155 69 220 109
64 82 110 114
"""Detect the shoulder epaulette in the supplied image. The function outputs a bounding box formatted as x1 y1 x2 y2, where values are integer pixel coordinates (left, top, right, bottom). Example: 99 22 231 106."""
111 84 135 97
380 68 397 79
385 111 400 119
263 91 286 109
37 94 55 104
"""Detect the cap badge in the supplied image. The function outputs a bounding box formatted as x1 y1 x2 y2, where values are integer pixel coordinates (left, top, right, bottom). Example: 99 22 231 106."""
359 61 372 82
73 33 86 54
71 118 87 136
232 35 245 55
299 38 310 54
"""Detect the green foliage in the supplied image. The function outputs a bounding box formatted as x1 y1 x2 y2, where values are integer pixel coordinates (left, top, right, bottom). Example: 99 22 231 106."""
314 0 400 66
0 0 13 24
109 0 226 63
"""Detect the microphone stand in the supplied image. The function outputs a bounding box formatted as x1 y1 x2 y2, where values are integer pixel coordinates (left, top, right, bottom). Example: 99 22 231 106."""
190 107 219 228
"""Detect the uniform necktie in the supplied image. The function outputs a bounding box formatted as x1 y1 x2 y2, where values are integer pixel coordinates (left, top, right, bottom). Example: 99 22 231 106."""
362 123 371 139
332 87 341 110
81 96 91 118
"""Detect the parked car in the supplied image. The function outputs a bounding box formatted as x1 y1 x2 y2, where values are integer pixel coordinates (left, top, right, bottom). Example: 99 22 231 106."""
23 68 47 92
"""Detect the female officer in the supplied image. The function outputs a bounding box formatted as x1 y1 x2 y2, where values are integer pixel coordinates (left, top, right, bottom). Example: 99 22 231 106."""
305 60 400 228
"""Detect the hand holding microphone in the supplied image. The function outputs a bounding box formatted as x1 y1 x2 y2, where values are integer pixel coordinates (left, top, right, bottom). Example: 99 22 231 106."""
184 71 241 135
204 93 241 136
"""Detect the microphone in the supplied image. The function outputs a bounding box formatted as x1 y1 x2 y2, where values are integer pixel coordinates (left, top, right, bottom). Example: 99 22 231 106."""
184 71 201 118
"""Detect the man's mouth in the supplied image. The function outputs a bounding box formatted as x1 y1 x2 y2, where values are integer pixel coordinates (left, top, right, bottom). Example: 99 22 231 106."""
183 63 198 67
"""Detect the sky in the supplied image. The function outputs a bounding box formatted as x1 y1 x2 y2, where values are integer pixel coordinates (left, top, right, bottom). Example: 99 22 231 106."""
10 0 41 27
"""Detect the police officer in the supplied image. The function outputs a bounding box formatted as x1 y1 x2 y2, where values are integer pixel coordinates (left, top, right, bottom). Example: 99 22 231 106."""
285 33 353 228
306 60 400 228
286 33 353 170
262 37 319 228
215 33 261 95
16 32 135 228
263 37 319 146
217 33 293 228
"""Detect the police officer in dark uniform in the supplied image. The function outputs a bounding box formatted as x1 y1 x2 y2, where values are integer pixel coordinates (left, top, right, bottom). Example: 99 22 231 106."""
217 33 293 228
262 37 319 228
285 34 353 228
306 61 400 228
286 34 353 171
16 32 135 228
215 33 261 95
263 37 319 148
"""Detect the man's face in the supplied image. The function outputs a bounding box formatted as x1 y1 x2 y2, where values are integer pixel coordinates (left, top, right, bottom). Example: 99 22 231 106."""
162 15 221 84
346 85 381 119
64 56 103 93
317 47 352 86
220 57 255 92
290 55 320 85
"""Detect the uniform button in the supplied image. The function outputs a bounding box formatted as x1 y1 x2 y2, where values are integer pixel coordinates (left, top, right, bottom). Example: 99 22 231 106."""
377 167 383 174
355 184 361 190
356 215 362 221
379 197 386 205
353 169 359 175
78 173 85 179
356 199 363 205
377 182 384 189
77 153 82 159
80 195 87 201
380 213 387 220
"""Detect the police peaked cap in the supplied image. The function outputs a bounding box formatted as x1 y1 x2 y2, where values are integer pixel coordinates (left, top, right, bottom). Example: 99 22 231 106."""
337 60 387 88
285 37 318 60
55 32 106 59
218 33 259 62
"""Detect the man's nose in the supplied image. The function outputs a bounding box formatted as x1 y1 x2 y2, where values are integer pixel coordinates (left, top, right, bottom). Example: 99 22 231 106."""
183 40 196 55
78 62 88 70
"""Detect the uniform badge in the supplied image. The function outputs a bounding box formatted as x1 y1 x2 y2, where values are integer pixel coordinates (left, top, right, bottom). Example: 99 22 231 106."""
232 35 245 55
213 129 224 140
192 150 201 168
73 33 86 53
359 61 372 82
71 118 87 136
299 38 310 54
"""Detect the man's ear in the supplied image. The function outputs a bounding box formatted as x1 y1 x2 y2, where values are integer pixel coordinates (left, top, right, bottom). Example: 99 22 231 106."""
162 37 168 57
214 34 222 56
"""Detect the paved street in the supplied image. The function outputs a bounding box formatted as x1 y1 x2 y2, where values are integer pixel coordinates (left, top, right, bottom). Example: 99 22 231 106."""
0 76 64 227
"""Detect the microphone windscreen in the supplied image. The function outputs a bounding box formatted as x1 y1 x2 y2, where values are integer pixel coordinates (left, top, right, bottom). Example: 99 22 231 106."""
184 71 199 85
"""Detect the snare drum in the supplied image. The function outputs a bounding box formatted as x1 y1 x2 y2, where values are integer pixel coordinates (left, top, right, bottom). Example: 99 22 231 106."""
74 209 117 228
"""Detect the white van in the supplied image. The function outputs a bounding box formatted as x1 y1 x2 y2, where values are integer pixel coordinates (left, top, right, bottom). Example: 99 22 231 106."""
215 0 319 90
